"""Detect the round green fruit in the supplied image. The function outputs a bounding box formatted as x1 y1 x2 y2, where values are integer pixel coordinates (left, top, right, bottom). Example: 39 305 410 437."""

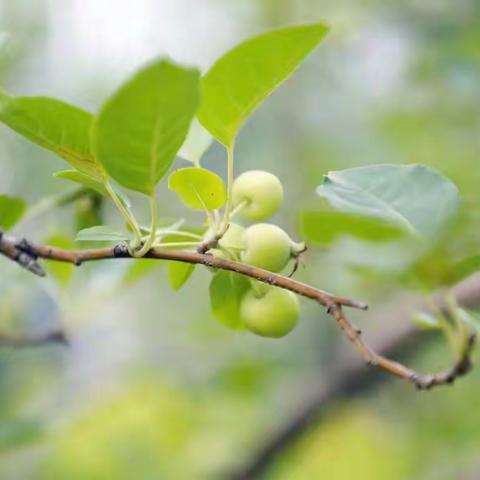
240 287 299 338
232 170 283 221
241 223 292 272
218 222 245 250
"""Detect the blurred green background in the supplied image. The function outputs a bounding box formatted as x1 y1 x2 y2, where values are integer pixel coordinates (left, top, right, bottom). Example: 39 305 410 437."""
1 0 480 478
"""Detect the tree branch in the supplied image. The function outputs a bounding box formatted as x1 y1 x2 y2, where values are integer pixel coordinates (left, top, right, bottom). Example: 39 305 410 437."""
0 230 366 310
0 229 476 391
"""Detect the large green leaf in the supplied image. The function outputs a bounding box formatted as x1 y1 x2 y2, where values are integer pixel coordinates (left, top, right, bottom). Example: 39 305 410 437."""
168 167 226 210
209 271 249 330
93 59 200 195
0 92 104 179
301 210 405 245
0 195 26 230
198 23 329 146
317 164 460 240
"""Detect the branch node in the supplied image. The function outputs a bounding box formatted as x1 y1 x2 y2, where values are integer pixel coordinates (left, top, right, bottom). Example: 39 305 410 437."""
197 234 221 254
113 243 130 258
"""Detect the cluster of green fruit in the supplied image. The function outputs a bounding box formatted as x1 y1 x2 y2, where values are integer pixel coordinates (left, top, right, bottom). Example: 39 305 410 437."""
207 170 304 338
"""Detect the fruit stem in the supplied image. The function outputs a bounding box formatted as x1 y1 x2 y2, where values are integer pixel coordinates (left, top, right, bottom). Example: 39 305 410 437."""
134 195 158 257
230 200 248 220
153 241 201 249
221 142 235 233
160 230 203 240
105 181 142 249
249 279 266 298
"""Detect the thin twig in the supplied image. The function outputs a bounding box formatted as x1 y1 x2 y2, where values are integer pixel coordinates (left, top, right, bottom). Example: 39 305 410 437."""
330 304 475 390
197 233 222 254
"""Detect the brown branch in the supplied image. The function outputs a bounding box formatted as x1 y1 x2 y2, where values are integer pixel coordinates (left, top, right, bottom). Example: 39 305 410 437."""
0 229 476 392
330 303 475 390
0 230 366 310
196 232 222 254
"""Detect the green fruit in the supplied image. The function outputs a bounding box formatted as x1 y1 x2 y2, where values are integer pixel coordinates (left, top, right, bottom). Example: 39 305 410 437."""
240 286 299 338
219 222 245 249
241 223 291 272
232 170 283 221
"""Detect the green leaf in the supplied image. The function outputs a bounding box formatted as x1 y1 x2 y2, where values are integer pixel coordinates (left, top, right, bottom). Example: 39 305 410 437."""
93 59 200 195
317 164 460 241
168 167 226 210
301 210 405 245
76 226 128 242
54 170 108 196
198 23 329 146
209 271 249 330
168 261 196 290
0 92 104 179
178 119 212 166
0 195 26 230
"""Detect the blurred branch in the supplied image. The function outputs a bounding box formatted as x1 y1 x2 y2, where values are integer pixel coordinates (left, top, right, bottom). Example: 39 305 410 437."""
230 274 480 480
21 186 89 222
0 229 476 392
0 329 68 348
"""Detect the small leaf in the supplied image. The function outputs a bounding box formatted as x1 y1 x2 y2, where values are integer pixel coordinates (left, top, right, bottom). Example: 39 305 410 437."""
317 164 460 240
0 195 26 230
0 92 104 179
301 210 405 245
93 59 200 195
209 271 249 330
198 23 329 146
54 170 107 196
168 261 196 290
76 226 128 242
168 167 226 210
178 119 213 166
412 312 441 331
